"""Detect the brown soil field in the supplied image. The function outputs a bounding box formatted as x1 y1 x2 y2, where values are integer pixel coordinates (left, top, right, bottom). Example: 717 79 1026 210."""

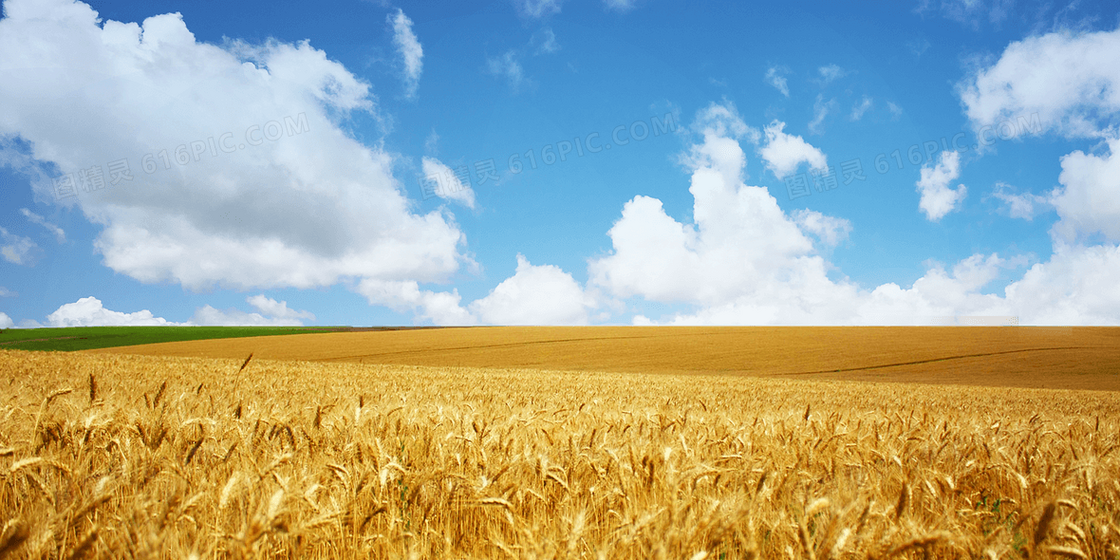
88 326 1120 391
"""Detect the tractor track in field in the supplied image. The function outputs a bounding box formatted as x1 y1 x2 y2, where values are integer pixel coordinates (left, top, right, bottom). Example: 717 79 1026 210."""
779 346 1097 376
317 332 700 363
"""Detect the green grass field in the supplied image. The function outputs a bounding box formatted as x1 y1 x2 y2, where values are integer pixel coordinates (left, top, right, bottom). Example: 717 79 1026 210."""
0 325 344 351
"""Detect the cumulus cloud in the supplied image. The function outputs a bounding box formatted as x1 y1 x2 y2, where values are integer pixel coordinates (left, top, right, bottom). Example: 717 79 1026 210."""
1002 243 1120 325
487 50 526 90
764 66 789 97
916 151 967 221
590 104 828 306
188 306 284 326
247 294 315 322
1050 136 1120 241
0 0 467 293
643 254 1017 326
0 312 12 328
0 226 36 265
959 25 1120 138
46 296 180 326
20 208 65 242
991 181 1050 220
514 0 562 19
470 255 596 325
792 209 852 247
0 286 15 297
758 120 828 179
44 294 315 327
355 254 596 326
960 25 1120 243
355 279 475 326
850 96 873 121
388 8 423 98
190 295 314 326
590 102 1120 326
421 157 477 208
689 101 757 142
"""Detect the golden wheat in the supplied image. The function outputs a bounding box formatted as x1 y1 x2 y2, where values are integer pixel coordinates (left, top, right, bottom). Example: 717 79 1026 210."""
1 348 1119 558
88 326 1120 391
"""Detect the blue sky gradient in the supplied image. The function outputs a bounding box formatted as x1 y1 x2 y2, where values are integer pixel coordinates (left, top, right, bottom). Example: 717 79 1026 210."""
1 0 1119 326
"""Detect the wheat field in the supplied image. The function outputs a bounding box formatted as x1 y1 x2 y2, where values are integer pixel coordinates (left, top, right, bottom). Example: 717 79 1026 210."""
90 327 1120 391
3 348 1120 559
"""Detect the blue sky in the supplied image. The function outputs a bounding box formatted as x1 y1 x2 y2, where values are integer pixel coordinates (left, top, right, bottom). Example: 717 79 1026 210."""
1 0 1119 327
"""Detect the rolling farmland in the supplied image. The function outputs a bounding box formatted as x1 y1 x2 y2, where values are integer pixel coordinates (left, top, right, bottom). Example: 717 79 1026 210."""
89 326 1120 390
2 348 1120 558
2 327 1118 558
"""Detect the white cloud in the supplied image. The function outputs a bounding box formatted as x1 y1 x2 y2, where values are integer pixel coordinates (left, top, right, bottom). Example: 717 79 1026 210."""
887 102 903 119
530 27 559 55
682 102 759 185
421 157 477 208
470 255 595 325
959 25 1120 138
0 0 467 293
764 66 789 97
355 279 476 326
0 286 15 297
188 306 284 326
184 294 315 326
46 296 180 327
590 102 1120 326
189 295 314 326
424 129 440 155
758 120 828 180
0 312 12 329
487 50 526 90
1002 243 1120 325
602 0 636 12
792 209 852 247
689 101 757 142
1050 136 1120 241
590 104 826 306
388 9 423 99
246 294 315 322
818 64 845 83
0 226 36 266
850 96 873 121
355 254 595 326
514 0 562 19
991 181 1049 220
808 94 834 135
916 0 1012 28
20 208 65 242
916 151 967 221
